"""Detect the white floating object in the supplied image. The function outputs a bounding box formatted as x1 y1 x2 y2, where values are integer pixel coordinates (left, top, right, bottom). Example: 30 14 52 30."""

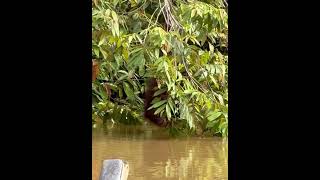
99 159 129 180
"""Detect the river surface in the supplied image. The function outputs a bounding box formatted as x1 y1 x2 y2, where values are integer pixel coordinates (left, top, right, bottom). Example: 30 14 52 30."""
92 122 228 180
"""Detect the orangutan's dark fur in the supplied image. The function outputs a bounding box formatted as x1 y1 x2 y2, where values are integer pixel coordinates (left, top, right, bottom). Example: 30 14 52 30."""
144 78 168 127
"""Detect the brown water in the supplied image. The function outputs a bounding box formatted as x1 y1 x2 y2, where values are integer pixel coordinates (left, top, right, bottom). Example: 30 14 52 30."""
92 122 228 180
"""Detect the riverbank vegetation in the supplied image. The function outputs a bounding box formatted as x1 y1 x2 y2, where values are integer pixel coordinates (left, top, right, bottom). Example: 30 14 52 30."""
92 0 228 137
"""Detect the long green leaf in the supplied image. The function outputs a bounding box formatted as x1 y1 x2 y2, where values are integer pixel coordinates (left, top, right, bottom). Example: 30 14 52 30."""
123 82 134 100
166 104 171 119
154 104 166 115
168 98 175 113
207 111 222 121
148 100 167 110
153 88 167 97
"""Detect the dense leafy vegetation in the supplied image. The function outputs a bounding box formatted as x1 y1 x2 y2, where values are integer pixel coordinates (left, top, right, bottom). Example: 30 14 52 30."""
92 0 228 137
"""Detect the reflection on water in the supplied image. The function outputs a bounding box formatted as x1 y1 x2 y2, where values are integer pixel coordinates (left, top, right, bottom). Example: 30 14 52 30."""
92 122 228 180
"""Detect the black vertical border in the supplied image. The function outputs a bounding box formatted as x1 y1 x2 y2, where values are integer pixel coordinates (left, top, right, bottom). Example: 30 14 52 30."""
1 0 93 179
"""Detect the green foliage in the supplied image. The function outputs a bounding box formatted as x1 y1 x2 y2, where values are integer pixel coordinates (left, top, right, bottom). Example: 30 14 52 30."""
92 0 228 137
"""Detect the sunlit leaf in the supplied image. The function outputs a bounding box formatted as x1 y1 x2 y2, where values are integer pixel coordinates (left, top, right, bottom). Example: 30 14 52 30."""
111 11 118 23
93 48 99 57
168 98 175 113
155 49 159 58
166 104 171 119
207 111 222 121
191 9 196 18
